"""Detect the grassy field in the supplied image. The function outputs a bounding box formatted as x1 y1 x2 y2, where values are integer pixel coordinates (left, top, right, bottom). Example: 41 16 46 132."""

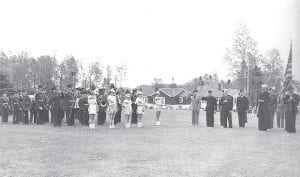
0 110 300 177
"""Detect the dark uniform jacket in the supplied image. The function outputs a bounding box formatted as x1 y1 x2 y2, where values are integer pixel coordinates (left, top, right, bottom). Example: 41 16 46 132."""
219 95 233 112
269 94 277 111
22 95 33 111
0 96 10 110
284 93 300 113
256 92 270 118
64 92 75 110
236 96 249 112
49 93 63 110
35 92 45 110
79 95 89 111
201 96 217 111
10 96 22 111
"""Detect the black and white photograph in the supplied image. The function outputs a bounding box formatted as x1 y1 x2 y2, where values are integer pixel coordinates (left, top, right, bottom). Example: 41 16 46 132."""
0 0 299 176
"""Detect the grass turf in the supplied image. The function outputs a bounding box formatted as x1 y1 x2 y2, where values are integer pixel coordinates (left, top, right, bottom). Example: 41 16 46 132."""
0 110 300 177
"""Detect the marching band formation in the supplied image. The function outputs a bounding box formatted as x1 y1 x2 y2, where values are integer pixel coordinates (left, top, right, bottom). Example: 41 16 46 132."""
0 83 299 133
0 83 163 129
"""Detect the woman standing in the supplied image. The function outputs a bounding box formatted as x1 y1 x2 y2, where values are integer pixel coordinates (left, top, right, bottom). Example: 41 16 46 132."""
107 89 118 128
88 90 98 129
136 90 145 128
123 92 132 128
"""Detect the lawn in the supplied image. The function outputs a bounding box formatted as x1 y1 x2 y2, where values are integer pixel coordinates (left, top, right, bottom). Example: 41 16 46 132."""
0 110 300 177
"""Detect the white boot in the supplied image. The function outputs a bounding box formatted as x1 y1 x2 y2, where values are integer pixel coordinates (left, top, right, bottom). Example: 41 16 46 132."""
126 123 130 128
89 124 95 129
156 121 160 126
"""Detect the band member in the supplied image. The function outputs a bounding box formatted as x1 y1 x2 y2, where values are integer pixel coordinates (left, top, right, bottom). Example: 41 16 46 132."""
123 92 132 128
131 89 138 124
276 92 285 128
283 86 299 133
88 90 98 129
236 90 249 127
201 90 217 127
21 90 32 124
154 90 162 126
97 88 107 125
49 86 64 127
43 89 50 123
257 84 270 131
29 91 36 124
268 87 277 129
73 88 81 123
0 92 10 123
190 89 201 126
11 91 22 124
64 84 75 126
35 85 46 125
78 90 89 126
107 88 117 128
114 89 122 125
136 90 145 128
219 89 233 128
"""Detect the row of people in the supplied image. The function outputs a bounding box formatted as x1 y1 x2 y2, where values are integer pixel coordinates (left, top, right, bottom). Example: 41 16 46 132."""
0 84 163 129
190 85 299 133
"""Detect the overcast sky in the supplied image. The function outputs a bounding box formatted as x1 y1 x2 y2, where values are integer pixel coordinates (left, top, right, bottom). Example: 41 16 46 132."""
0 0 299 87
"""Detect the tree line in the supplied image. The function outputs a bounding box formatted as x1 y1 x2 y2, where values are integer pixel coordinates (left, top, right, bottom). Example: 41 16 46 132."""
0 52 127 92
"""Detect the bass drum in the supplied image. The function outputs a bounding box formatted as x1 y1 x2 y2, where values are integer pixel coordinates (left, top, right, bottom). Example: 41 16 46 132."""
22 95 35 111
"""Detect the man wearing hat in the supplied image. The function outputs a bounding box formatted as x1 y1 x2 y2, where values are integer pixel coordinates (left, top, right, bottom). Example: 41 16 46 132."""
49 86 64 126
256 84 270 131
201 90 217 127
0 91 10 123
190 89 201 126
34 84 46 125
276 91 285 128
78 89 89 126
131 89 138 124
64 84 75 126
11 90 22 124
21 89 31 124
283 86 299 133
236 90 249 127
219 89 233 128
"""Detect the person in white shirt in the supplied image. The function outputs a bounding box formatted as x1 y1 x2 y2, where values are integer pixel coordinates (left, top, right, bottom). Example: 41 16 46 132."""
107 89 118 128
136 90 145 127
88 90 98 129
123 93 132 128
154 91 162 125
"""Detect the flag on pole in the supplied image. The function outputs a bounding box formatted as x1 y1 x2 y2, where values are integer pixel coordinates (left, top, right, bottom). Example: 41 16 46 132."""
282 41 293 91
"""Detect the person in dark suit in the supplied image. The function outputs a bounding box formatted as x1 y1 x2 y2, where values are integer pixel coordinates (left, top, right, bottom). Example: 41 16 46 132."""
190 89 201 126
21 90 32 125
219 89 233 128
97 88 107 125
236 90 249 127
79 90 89 126
256 84 270 131
35 85 46 125
284 86 299 133
49 86 64 127
0 92 10 123
64 84 75 126
131 89 138 124
11 91 21 124
201 90 217 127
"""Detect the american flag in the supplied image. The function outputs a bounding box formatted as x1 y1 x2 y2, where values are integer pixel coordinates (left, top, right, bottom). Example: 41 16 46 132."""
282 41 293 91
